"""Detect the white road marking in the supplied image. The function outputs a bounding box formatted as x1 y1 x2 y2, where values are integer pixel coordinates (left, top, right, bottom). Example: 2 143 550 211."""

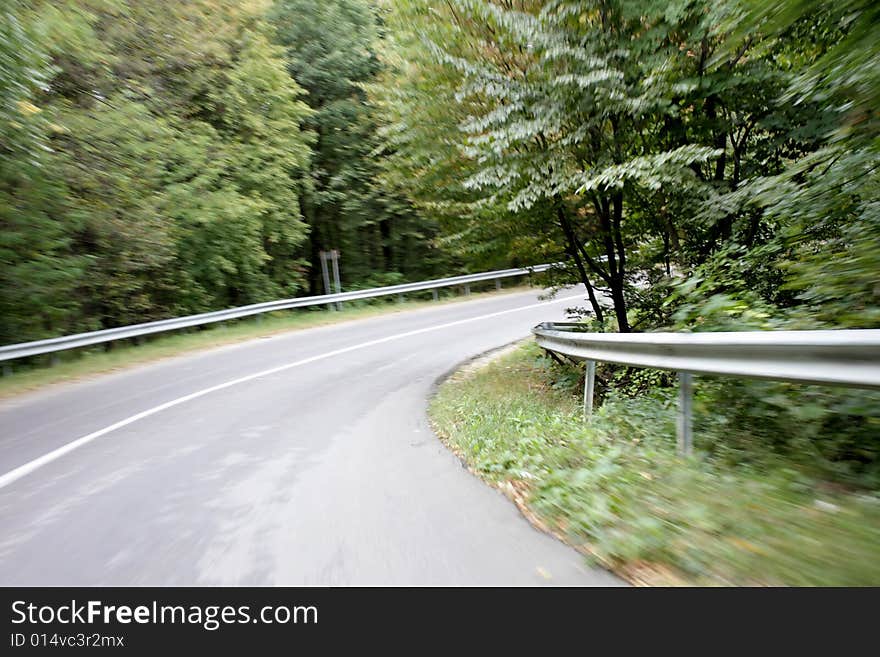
0 293 585 490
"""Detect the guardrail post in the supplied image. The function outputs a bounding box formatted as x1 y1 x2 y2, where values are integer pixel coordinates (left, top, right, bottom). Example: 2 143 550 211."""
398 294 404 304
464 284 471 296
495 278 502 291
432 289 439 302
677 372 693 455
584 360 596 419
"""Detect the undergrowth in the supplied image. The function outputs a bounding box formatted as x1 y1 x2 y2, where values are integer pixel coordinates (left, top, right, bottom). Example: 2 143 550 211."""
430 342 880 586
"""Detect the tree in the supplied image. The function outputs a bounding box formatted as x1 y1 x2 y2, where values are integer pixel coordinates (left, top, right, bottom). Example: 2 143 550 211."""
373 0 859 334
0 0 85 342
1 0 314 341
376 1 731 330
271 0 448 291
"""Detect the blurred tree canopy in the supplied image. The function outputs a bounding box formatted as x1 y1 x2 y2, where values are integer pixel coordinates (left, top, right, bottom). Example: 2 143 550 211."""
371 0 878 333
0 0 452 344
0 0 877 344
271 0 451 292
1 0 314 340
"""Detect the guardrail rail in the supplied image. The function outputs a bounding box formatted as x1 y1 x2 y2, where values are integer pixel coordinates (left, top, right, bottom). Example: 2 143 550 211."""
0 264 553 364
533 322 880 454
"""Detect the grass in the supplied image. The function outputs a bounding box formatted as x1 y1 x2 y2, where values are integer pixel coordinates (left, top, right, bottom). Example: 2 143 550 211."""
429 341 880 586
0 284 530 400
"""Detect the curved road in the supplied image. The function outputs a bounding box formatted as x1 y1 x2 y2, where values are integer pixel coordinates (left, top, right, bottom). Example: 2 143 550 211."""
0 287 620 586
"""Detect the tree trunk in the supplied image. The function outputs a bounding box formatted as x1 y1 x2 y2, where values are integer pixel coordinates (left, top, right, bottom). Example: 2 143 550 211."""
555 202 605 323
595 194 630 333
609 283 629 333
379 218 393 271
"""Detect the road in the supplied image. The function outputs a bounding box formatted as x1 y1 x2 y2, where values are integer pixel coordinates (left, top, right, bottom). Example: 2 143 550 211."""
0 287 621 586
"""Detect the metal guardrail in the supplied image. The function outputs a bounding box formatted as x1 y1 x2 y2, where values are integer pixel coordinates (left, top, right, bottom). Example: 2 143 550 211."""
0 264 552 363
533 322 880 454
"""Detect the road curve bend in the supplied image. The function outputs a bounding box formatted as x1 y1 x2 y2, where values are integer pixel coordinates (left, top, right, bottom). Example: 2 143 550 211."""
0 287 622 586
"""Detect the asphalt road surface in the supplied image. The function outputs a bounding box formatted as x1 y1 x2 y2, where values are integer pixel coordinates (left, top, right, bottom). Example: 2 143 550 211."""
0 287 622 586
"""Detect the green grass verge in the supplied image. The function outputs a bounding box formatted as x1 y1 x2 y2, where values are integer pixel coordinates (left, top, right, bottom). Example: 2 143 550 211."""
0 285 529 400
429 342 880 586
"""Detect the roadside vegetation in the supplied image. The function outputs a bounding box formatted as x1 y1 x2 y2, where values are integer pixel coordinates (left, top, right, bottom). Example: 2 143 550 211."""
431 342 880 586
402 0 880 585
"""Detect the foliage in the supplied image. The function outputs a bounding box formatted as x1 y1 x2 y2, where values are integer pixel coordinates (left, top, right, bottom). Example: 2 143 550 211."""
0 1 315 340
374 0 877 337
3 0 876 344
372 0 847 333
0 0 463 345
0 0 85 342
271 0 451 293
737 0 879 148
431 343 880 585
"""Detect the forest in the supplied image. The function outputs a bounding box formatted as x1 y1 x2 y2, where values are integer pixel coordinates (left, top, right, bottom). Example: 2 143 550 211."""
1 0 448 346
1 0 877 342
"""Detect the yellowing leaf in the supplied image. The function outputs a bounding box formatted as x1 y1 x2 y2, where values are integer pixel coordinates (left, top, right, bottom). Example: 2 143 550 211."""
16 100 41 116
